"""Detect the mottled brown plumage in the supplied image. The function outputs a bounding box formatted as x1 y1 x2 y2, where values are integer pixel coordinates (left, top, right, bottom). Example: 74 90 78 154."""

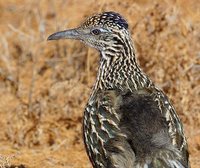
48 11 190 168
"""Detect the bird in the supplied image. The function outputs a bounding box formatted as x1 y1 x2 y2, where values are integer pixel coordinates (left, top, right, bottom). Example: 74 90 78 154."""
47 11 190 168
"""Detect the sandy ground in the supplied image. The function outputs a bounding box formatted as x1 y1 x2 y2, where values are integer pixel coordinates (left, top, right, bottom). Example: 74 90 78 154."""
0 0 199 167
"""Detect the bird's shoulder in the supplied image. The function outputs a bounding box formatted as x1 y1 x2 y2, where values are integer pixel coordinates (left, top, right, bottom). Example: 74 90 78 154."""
98 87 187 148
99 87 189 166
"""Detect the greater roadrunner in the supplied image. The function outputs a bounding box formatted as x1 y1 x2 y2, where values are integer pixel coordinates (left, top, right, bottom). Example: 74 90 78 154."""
48 11 190 168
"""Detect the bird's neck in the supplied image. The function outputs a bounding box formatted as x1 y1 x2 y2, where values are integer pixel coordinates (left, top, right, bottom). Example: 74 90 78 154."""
93 39 152 93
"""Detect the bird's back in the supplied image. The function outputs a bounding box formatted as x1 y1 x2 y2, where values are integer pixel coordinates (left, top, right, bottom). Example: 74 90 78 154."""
84 88 189 168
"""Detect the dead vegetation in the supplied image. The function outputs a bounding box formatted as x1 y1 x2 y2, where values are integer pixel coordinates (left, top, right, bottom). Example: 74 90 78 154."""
0 0 199 167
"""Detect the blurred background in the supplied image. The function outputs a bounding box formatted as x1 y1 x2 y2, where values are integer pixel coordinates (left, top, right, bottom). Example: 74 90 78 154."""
0 0 199 167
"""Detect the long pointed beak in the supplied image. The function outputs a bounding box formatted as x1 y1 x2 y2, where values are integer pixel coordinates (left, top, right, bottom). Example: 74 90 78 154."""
47 28 80 41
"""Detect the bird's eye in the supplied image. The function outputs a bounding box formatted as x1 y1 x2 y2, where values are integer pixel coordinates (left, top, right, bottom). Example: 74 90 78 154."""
91 29 101 35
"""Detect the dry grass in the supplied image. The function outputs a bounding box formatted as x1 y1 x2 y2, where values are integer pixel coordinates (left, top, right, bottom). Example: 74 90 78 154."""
0 0 199 167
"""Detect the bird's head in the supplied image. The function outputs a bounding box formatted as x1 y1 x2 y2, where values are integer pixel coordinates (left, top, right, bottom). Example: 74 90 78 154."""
47 12 129 52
